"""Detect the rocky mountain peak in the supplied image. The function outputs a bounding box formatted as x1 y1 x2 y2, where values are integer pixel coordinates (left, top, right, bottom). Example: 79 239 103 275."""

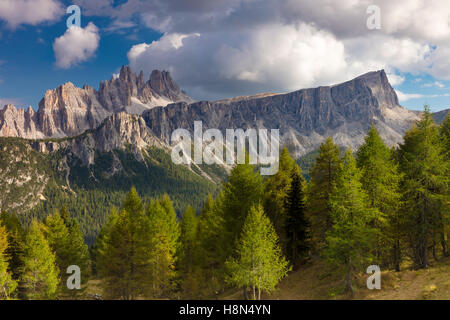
0 66 194 139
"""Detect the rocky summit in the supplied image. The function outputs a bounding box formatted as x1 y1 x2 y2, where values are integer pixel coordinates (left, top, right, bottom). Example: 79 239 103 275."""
0 68 422 157
0 66 194 139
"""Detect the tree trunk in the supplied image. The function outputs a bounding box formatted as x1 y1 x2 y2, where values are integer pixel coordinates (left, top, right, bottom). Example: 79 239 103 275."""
345 262 354 298
243 286 249 300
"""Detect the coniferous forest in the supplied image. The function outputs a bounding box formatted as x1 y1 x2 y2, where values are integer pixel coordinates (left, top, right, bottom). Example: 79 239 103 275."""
0 109 449 300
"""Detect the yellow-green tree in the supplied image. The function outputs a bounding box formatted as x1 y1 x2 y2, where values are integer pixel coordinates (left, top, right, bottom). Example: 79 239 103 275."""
0 223 17 299
20 220 59 300
307 137 341 249
98 188 152 299
226 204 290 300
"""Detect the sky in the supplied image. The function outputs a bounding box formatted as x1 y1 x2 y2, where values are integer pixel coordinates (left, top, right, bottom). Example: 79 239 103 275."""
0 0 450 112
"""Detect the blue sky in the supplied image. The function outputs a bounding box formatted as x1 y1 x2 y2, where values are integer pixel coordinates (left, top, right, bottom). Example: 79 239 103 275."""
0 0 449 112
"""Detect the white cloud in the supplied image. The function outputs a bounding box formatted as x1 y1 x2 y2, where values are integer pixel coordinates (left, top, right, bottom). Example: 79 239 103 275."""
386 73 405 86
396 90 450 102
396 90 425 102
53 22 100 69
0 0 63 29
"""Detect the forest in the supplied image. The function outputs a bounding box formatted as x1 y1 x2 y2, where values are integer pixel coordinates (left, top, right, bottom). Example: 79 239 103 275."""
0 108 448 300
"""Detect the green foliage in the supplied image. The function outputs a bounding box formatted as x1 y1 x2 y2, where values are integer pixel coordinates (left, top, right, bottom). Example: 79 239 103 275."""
147 195 180 297
226 204 290 300
194 194 227 297
324 150 377 296
264 147 301 254
285 169 310 267
0 223 17 299
178 206 198 295
307 137 341 249
221 162 264 252
398 108 449 268
98 188 153 299
356 125 402 269
0 212 24 283
20 220 59 300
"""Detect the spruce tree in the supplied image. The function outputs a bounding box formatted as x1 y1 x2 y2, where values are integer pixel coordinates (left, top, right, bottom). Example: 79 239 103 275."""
324 150 376 296
20 220 59 300
285 169 310 268
226 204 290 300
307 137 341 249
356 125 402 270
0 223 17 299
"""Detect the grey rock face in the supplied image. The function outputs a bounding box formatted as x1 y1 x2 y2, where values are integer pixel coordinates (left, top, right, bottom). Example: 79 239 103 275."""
143 70 420 157
34 112 166 166
1 69 422 159
0 66 194 139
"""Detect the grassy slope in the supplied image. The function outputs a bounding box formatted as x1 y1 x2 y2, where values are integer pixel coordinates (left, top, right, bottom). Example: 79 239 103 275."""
221 257 450 300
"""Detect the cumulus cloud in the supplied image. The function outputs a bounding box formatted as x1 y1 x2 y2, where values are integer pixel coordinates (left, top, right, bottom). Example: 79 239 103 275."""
53 22 100 69
0 0 63 29
64 0 450 99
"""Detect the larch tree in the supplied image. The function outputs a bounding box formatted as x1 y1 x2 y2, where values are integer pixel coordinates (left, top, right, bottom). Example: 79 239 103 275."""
178 205 198 296
221 161 264 254
98 188 152 299
356 125 402 270
264 147 301 254
147 195 180 298
307 137 341 249
195 194 227 297
398 108 449 268
0 212 24 285
0 223 17 299
20 220 59 300
226 204 290 300
324 150 376 297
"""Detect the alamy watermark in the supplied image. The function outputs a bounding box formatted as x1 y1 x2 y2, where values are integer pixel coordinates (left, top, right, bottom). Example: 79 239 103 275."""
171 121 280 175
66 265 81 290
366 265 381 290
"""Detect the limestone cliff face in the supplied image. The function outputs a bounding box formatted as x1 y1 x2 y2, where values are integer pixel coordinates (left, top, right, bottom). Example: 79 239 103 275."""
0 66 194 139
143 70 420 157
1 69 423 158
33 112 166 166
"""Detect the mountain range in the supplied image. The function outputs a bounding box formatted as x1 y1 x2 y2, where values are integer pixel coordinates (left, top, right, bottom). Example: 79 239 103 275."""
0 67 448 240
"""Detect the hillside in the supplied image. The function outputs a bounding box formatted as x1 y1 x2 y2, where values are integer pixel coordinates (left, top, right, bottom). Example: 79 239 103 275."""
220 257 450 300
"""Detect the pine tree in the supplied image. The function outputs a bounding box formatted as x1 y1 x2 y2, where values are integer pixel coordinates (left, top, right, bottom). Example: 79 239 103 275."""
356 125 402 270
307 137 341 249
324 150 376 296
398 108 449 268
147 195 180 298
0 223 17 299
264 147 301 253
20 220 59 300
178 205 198 295
226 204 290 300
98 188 152 299
284 169 310 268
